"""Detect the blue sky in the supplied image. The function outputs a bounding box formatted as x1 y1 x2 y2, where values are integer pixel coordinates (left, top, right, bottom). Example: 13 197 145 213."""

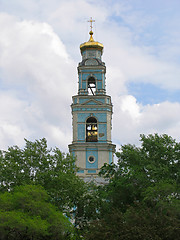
0 0 180 150
129 82 180 104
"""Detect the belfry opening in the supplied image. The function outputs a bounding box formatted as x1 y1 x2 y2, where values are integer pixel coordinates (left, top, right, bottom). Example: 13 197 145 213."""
86 117 98 142
88 77 96 95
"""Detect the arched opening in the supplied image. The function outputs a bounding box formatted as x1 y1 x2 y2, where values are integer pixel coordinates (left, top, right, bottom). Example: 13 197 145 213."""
88 77 96 95
86 117 98 142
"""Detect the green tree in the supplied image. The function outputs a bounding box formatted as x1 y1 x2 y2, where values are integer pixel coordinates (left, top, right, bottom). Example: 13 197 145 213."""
0 138 101 236
0 185 74 240
0 138 85 214
83 134 180 240
100 134 180 210
84 205 180 240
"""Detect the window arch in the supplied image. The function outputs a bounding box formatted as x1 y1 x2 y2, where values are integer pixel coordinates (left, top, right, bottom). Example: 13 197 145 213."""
88 76 96 95
86 117 98 142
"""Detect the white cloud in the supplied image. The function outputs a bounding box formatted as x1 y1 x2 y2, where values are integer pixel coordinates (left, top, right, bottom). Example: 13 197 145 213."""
113 95 180 147
0 0 180 152
0 92 30 148
120 95 141 119
103 26 180 91
0 13 75 150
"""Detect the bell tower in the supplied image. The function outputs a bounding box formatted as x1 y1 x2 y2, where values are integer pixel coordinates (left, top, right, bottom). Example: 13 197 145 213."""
69 19 116 181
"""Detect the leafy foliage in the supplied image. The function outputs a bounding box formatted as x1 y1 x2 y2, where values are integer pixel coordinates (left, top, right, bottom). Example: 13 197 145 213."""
0 134 180 239
83 134 180 239
0 138 85 213
0 185 74 240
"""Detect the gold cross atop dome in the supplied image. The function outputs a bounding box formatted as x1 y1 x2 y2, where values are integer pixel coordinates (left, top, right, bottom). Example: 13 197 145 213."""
88 17 95 32
79 17 104 53
88 17 95 42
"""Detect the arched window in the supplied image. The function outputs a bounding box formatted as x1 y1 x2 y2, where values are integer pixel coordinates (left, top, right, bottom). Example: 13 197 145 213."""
88 77 96 95
86 117 98 142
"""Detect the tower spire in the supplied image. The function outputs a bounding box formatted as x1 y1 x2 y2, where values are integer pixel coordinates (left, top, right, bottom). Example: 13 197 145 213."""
88 17 95 42
88 17 95 32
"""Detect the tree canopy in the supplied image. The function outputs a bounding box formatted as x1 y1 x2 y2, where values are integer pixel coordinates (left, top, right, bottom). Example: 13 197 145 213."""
83 134 180 240
0 138 85 213
0 184 74 240
0 134 179 240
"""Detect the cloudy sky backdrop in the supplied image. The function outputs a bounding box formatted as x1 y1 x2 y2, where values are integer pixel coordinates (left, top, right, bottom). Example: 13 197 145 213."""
0 0 180 151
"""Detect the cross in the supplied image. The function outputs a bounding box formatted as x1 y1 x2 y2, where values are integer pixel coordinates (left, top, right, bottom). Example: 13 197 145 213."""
88 17 95 31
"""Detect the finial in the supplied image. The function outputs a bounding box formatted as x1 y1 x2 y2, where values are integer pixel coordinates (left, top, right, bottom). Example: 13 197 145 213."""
88 17 95 31
88 17 95 42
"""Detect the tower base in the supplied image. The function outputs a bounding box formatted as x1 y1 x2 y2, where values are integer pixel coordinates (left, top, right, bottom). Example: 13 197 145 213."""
68 142 116 178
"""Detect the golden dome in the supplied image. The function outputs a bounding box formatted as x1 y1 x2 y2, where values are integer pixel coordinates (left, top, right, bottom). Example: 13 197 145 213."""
80 30 104 52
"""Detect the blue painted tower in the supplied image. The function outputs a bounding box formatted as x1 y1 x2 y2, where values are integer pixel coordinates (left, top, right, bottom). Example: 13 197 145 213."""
69 23 116 180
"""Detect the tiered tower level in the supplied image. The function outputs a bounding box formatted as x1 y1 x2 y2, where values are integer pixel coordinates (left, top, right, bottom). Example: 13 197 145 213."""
69 20 116 179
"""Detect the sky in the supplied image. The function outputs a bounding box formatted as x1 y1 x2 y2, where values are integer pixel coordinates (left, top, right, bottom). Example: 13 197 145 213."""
0 0 180 152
